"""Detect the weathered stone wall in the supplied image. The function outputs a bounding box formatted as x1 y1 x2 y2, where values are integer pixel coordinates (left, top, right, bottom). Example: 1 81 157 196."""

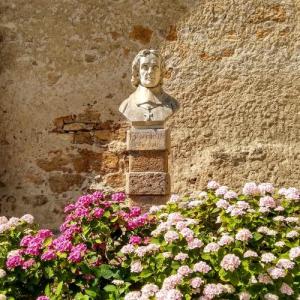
0 0 299 228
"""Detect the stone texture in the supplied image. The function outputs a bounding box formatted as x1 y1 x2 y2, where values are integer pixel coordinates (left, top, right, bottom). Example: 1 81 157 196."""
127 129 169 151
126 172 170 195
0 0 299 228
129 151 167 172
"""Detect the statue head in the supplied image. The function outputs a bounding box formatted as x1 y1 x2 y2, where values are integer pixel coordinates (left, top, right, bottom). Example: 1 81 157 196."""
131 49 164 88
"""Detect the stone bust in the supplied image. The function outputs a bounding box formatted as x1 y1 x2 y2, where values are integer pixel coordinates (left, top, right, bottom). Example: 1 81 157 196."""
119 49 179 126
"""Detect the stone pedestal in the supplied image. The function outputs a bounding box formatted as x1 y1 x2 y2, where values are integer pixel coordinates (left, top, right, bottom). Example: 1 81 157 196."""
126 128 170 205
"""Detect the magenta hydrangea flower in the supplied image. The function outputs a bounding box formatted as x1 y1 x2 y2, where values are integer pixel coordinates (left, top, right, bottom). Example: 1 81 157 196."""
41 250 57 261
68 243 87 263
129 235 142 245
93 208 105 218
73 207 89 218
52 236 73 252
36 296 50 300
6 255 24 270
129 206 142 217
76 194 93 207
64 203 76 213
63 225 81 239
111 192 126 202
22 258 35 270
37 229 53 240
20 235 34 247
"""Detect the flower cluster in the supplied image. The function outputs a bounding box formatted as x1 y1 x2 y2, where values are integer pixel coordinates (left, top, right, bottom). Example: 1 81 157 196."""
121 181 299 299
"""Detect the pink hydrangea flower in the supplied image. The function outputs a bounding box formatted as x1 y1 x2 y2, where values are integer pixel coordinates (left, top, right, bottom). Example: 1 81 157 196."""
162 274 182 289
190 277 204 289
203 283 224 299
239 292 251 300
157 289 182 300
280 283 294 295
224 190 238 199
258 183 274 195
188 238 204 249
203 242 220 253
130 260 143 273
289 246 300 260
207 180 220 190
174 252 188 261
20 214 34 224
261 253 276 263
286 230 299 238
124 291 141 300
120 244 135 255
220 254 241 271
259 196 276 208
215 186 229 197
0 216 8 225
169 194 180 203
177 265 192 276
242 182 259 196
218 235 234 246
180 227 194 242
216 199 229 209
276 259 295 270
36 296 50 300
141 284 159 297
193 261 211 273
164 230 179 243
243 250 258 258
268 267 286 279
235 229 253 242
258 274 273 284
175 221 187 231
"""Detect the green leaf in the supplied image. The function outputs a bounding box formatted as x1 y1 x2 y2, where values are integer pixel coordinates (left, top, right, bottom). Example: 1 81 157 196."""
55 281 63 296
104 285 117 292
85 289 97 297
94 264 116 279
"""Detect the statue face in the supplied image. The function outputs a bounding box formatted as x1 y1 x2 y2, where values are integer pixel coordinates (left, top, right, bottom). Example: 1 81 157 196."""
139 55 161 88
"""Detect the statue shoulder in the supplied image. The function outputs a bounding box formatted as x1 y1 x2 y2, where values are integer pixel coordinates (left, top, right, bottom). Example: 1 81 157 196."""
119 97 130 114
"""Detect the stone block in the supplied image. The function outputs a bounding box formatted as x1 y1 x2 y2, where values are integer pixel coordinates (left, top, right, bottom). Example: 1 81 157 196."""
127 129 169 151
126 172 170 195
94 130 112 141
129 151 167 172
73 132 93 144
64 123 94 131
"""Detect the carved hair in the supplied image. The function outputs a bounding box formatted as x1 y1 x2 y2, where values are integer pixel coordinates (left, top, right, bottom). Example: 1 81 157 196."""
131 49 165 88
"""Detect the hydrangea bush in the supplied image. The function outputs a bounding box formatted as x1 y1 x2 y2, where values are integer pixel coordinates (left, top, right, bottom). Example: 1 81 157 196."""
0 182 299 299
0 191 154 299
0 214 37 298
120 181 299 300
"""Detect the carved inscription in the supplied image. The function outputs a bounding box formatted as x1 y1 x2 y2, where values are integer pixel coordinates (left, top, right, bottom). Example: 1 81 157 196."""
127 129 169 151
